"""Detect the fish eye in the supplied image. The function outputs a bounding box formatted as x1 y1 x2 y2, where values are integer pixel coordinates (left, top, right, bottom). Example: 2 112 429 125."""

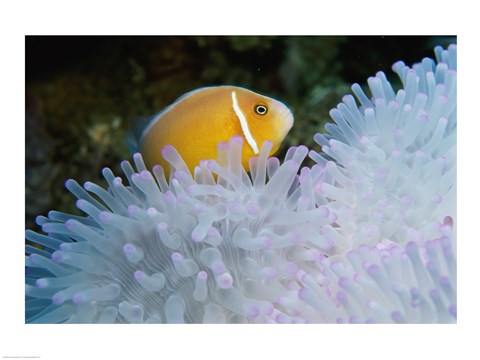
255 104 268 115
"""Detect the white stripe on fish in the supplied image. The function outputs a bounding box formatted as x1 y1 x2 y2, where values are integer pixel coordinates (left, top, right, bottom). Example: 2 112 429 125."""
231 91 259 154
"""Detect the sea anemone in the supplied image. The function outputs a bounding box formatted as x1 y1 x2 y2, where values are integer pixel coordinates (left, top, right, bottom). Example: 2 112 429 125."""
25 44 456 324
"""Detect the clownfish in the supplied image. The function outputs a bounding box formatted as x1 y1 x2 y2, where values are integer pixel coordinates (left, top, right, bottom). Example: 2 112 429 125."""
130 86 294 175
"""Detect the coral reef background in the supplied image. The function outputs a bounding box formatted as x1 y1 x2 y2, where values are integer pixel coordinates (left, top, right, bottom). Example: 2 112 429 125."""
26 36 454 230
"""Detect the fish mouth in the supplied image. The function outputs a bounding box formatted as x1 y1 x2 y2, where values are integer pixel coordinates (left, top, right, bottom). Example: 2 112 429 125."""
271 100 294 140
274 108 294 143
283 108 294 131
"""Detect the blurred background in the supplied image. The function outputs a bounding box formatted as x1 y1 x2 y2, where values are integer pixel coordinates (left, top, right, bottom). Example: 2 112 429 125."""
25 35 455 230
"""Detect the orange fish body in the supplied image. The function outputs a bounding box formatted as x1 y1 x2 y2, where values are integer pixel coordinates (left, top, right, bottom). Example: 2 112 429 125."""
136 86 294 175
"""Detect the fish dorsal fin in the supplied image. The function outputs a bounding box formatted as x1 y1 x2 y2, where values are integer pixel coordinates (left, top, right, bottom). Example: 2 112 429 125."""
136 87 222 138
128 86 227 154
